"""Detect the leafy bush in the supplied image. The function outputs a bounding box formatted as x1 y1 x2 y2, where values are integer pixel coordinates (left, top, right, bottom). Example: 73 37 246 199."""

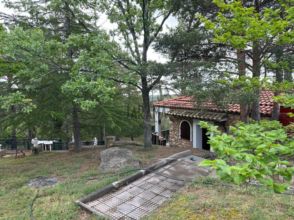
199 120 294 193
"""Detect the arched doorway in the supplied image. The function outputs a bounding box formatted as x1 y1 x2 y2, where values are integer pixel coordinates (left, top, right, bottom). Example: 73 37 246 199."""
180 121 191 140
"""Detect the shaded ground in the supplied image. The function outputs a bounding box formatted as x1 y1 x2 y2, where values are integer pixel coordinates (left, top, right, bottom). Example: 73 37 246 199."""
0 146 200 220
147 177 294 220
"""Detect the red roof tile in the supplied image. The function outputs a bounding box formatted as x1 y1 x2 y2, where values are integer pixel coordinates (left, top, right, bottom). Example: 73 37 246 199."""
154 90 274 116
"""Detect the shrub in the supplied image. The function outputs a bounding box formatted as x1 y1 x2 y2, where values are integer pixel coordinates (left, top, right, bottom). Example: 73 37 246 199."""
199 120 294 193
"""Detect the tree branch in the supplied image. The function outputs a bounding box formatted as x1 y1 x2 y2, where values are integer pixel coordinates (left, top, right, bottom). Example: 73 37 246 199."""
117 0 142 64
148 74 163 91
78 68 142 90
65 3 92 33
148 9 173 47
107 76 142 90
121 31 139 63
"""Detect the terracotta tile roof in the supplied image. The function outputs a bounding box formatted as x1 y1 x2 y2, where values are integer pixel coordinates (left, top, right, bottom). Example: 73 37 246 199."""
154 90 274 116
166 109 228 122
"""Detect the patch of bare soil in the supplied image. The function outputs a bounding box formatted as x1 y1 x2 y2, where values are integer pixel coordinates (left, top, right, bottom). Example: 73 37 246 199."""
28 176 58 188
1 149 32 158
134 146 213 166
78 149 102 171
78 210 93 220
153 146 213 160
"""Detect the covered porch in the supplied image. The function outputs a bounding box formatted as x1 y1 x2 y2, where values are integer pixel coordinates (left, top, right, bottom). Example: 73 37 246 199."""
153 107 227 151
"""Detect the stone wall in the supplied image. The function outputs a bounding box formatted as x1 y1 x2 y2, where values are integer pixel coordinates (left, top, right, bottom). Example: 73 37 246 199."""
168 114 237 148
167 113 273 148
168 116 193 148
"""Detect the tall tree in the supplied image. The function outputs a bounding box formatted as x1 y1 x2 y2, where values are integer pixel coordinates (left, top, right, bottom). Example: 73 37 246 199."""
99 0 179 148
1 1 116 150
157 0 293 122
155 0 226 95
0 26 36 148
201 0 294 120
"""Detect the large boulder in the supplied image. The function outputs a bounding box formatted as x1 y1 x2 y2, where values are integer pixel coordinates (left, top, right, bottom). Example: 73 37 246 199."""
100 147 141 172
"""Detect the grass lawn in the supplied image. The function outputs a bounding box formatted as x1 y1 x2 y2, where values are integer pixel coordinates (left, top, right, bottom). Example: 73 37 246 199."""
0 146 186 220
147 177 294 220
1 147 293 220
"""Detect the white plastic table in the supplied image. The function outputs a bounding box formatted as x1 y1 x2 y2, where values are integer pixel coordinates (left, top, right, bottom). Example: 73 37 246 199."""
38 141 53 151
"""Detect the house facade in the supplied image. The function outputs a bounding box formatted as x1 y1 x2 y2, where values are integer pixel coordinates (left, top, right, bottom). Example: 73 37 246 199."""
153 91 293 150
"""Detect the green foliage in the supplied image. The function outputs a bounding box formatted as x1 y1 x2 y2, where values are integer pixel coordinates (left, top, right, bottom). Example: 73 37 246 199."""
0 22 143 140
0 91 36 113
154 0 225 95
188 74 268 111
274 94 294 109
79 89 144 140
275 94 294 119
194 0 294 121
0 0 124 141
199 120 294 193
201 0 294 49
271 82 294 117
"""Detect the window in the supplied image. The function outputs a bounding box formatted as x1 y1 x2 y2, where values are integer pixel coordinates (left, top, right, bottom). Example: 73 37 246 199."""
180 121 191 140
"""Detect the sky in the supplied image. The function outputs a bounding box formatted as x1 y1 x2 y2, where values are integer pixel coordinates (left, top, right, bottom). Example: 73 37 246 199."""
0 2 13 15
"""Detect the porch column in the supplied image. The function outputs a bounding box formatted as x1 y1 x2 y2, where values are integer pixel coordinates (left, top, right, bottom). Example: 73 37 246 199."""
154 108 161 134
193 119 202 149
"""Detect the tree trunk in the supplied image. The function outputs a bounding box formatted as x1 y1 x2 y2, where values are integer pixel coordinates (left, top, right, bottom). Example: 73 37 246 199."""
11 129 17 150
72 105 81 151
250 1 262 121
251 93 261 122
140 0 153 148
141 77 152 148
7 76 17 151
237 49 248 122
271 91 280 120
10 106 17 156
159 83 163 101
64 5 82 151
272 55 284 120
251 41 261 121
99 126 104 142
27 129 34 149
284 71 293 82
28 129 34 140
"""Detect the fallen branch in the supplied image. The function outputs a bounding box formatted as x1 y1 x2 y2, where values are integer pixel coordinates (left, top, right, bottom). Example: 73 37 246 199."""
29 190 39 220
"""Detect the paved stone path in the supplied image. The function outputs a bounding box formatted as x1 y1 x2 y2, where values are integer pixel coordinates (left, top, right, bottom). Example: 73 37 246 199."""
86 156 210 219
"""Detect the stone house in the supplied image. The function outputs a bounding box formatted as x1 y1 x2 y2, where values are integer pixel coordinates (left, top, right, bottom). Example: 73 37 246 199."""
153 90 293 151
